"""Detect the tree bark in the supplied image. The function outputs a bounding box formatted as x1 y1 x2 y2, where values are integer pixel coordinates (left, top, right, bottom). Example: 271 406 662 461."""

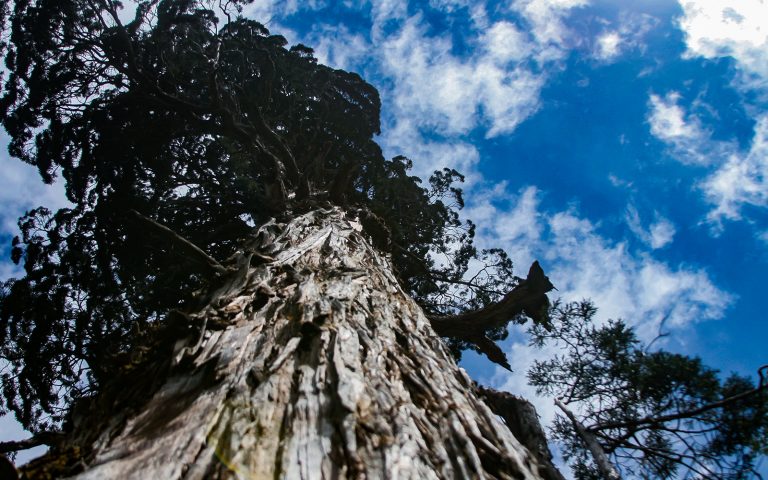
22 208 559 479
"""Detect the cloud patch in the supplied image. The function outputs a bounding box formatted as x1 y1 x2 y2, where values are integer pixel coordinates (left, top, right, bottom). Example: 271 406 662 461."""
594 31 621 61
379 17 544 138
678 0 768 89
510 0 588 61
0 148 70 280
647 93 768 228
701 115 768 224
468 185 730 335
626 205 676 249
592 12 658 63
647 92 719 165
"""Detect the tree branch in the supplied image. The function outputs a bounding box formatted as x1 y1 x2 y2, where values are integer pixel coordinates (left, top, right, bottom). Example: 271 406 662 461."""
428 261 555 337
555 398 622 480
128 210 227 275
589 371 768 433
0 432 62 454
471 335 512 371
426 261 554 369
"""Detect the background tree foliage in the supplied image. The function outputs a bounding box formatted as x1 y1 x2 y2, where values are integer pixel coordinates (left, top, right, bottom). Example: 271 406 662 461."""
0 0 521 435
528 301 768 479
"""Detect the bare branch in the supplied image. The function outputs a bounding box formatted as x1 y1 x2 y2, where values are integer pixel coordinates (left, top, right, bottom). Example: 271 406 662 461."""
555 398 622 480
589 372 767 433
428 261 555 337
0 432 62 454
128 209 227 275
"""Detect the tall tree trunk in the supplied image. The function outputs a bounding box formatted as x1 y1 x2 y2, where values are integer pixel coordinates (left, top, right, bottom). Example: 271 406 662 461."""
23 208 558 479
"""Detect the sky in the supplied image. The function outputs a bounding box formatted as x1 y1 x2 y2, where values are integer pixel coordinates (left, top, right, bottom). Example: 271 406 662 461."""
1 0 767 475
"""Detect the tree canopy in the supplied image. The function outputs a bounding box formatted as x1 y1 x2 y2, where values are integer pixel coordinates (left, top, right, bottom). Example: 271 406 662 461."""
528 301 768 479
0 0 540 435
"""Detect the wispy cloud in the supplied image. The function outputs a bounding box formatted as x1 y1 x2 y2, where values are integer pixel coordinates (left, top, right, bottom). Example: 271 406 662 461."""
594 31 621 61
647 93 768 229
647 92 720 165
626 205 676 249
378 16 544 138
0 146 70 276
666 1 768 231
592 12 658 63
510 0 589 62
244 1 591 177
306 25 372 71
381 118 482 182
467 185 730 335
701 115 768 224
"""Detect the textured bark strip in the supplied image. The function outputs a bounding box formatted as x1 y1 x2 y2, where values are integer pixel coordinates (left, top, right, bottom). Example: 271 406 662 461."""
61 208 556 479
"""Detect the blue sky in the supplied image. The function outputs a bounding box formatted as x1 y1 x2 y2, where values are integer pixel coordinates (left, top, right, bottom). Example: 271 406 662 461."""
1 0 767 473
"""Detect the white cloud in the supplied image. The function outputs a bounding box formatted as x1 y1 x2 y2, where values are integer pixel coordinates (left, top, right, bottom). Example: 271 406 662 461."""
244 0 327 20
647 93 768 228
667 2 768 230
591 12 659 63
370 0 409 29
702 114 768 224
242 1 589 178
466 185 542 263
648 93 694 138
379 17 544 138
647 92 718 165
468 185 729 336
678 0 768 89
626 205 676 249
510 0 589 62
594 31 621 60
483 21 532 63
648 220 676 249
242 0 283 23
0 150 70 259
308 26 371 71
379 118 482 182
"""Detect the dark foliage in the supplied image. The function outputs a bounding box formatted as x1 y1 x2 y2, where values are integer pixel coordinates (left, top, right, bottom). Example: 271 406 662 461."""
0 0 520 433
528 301 768 479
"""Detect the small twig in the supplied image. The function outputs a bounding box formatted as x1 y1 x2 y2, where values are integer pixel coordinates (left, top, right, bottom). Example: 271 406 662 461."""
128 210 226 275
644 309 672 353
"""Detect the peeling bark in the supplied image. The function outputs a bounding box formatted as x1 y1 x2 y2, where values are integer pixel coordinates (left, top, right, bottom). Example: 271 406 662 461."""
22 208 560 479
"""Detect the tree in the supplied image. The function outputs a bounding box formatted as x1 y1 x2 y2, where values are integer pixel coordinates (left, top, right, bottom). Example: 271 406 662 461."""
528 301 768 479
0 1 561 478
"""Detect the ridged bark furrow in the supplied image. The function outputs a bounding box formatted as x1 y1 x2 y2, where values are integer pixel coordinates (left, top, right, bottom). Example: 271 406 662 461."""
68 208 550 479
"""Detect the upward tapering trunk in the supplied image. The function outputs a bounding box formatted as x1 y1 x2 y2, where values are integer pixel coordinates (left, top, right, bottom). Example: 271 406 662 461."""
24 208 557 479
